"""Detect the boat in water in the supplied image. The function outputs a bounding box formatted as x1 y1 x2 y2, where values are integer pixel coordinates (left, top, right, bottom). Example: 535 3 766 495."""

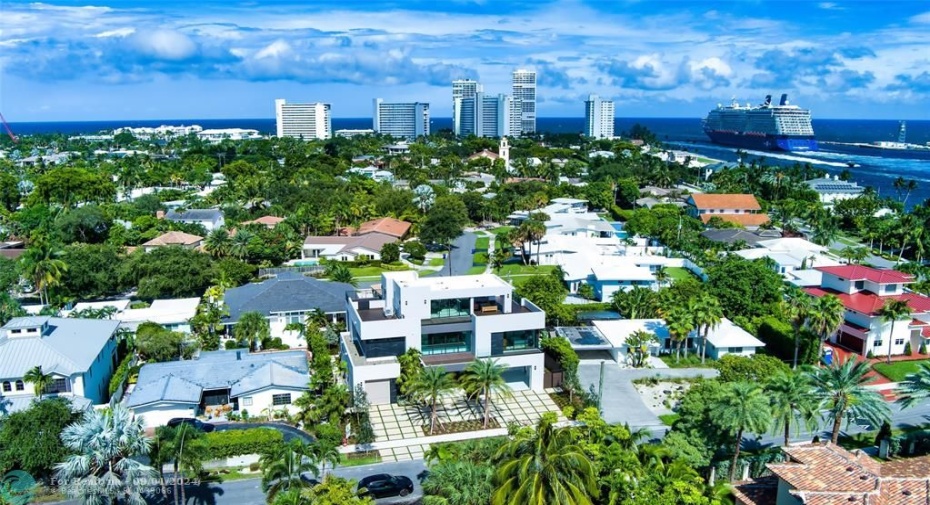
703 94 818 152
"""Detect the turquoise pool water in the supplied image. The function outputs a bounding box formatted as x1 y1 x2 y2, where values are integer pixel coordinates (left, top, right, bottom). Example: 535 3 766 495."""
610 222 628 238
293 259 320 266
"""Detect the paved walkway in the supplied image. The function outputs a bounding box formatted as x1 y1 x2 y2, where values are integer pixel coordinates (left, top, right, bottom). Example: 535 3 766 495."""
351 389 563 462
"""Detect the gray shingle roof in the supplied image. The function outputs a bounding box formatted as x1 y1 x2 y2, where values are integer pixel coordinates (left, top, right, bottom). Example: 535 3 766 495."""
223 272 353 323
700 228 781 246
165 208 223 222
0 317 120 378
127 349 308 408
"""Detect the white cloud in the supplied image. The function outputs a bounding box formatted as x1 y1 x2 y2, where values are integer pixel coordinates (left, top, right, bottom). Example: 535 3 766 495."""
129 29 198 60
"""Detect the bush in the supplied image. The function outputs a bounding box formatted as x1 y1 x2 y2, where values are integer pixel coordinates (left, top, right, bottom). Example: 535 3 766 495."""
714 354 789 383
224 340 239 350
757 317 818 366
380 242 400 263
201 428 284 459
905 341 912 355
867 351 875 359
921 342 928 355
402 241 427 261
108 355 133 396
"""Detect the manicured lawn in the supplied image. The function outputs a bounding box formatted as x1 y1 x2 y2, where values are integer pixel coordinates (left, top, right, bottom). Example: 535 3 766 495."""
340 451 382 467
659 414 680 426
872 360 928 382
490 226 513 236
474 236 490 251
665 267 697 283
467 265 487 275
210 467 260 482
428 257 445 267
348 264 410 278
495 264 557 276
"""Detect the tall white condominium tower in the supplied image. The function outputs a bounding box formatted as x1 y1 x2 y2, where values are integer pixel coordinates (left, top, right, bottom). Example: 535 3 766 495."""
452 79 482 135
373 99 430 140
511 69 537 136
458 93 511 138
274 99 332 140
584 95 615 139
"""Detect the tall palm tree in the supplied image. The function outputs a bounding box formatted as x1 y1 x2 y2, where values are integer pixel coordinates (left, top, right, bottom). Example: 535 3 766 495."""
166 423 205 505
230 229 254 260
23 365 54 399
492 417 598 505
663 305 694 362
807 294 845 358
203 228 231 258
261 439 318 502
21 237 68 305
234 311 270 351
411 366 456 435
328 263 356 287
691 294 723 364
711 382 771 480
878 298 911 364
808 359 891 444
784 286 813 369
654 266 669 288
897 362 930 409
54 403 157 505
311 439 341 478
766 371 820 446
461 359 512 429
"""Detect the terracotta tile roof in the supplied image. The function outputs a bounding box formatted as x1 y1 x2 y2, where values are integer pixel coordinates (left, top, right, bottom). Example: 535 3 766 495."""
143 231 204 247
738 444 930 505
816 265 914 285
356 217 411 238
804 287 930 315
689 193 762 210
242 216 284 227
699 213 771 227
468 149 499 160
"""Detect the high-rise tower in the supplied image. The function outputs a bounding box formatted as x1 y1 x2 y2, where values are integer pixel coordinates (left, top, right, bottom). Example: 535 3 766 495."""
511 69 537 136
275 99 332 140
584 95 615 139
452 79 482 135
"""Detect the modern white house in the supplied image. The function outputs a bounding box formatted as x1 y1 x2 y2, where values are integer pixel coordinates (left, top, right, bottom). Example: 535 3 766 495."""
343 272 546 405
734 237 842 279
556 317 765 365
127 349 309 428
66 298 199 334
804 265 930 357
164 208 225 232
0 317 121 415
805 177 865 205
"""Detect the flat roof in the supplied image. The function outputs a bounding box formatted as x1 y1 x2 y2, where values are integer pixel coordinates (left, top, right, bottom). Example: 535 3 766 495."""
395 273 511 291
555 326 613 350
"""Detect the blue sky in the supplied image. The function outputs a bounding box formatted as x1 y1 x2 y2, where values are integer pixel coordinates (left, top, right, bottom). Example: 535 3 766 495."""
1 0 929 121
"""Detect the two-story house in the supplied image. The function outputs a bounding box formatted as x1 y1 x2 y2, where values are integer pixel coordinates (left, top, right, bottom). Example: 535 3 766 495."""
0 317 121 414
686 193 770 228
804 265 930 356
343 272 546 405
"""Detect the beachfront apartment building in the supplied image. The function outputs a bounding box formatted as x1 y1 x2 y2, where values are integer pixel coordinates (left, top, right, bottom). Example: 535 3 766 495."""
584 95 615 139
452 79 482 135
804 265 930 357
275 99 332 140
511 69 537 135
343 272 546 405
455 92 512 138
373 99 430 140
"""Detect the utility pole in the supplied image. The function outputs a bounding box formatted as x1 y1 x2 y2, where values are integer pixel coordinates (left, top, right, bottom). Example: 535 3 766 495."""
597 360 606 414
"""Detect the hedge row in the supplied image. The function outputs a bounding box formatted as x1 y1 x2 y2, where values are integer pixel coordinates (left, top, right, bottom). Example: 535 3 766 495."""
108 355 134 396
756 317 819 366
201 428 285 459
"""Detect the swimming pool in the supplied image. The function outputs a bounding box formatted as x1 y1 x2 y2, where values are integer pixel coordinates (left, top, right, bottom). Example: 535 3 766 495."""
610 222 628 238
292 259 320 266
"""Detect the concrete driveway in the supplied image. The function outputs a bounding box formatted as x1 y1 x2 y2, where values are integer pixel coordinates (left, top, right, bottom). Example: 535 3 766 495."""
578 362 718 429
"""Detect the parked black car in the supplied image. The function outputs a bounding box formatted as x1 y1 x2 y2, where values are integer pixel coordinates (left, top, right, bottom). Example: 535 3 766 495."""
167 418 215 432
357 474 414 498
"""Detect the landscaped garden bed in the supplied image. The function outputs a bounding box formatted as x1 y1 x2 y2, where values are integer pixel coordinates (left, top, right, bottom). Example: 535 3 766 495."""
341 450 382 466
421 418 501 435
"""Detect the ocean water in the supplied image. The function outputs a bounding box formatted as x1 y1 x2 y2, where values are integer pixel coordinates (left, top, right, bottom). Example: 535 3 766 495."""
7 117 930 206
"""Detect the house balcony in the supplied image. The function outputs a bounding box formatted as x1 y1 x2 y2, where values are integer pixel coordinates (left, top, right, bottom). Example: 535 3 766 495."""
421 351 476 367
840 320 870 339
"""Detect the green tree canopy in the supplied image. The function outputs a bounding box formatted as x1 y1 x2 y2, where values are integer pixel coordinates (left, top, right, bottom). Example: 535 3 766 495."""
0 398 81 481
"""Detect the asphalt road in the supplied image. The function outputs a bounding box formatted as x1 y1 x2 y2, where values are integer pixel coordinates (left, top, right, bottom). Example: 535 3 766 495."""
425 231 476 277
56 459 427 505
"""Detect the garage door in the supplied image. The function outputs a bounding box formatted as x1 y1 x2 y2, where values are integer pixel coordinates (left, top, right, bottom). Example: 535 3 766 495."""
365 380 393 405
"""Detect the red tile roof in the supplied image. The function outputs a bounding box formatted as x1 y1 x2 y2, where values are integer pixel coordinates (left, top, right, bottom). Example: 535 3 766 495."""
689 193 762 210
356 217 411 238
805 287 930 315
699 213 771 227
816 265 914 284
242 216 284 227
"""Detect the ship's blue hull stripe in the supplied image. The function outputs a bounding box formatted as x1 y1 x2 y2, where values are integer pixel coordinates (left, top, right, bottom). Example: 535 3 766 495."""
703 131 819 152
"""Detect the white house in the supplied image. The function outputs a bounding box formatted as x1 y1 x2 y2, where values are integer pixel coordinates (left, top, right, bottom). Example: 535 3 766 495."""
348 166 395 183
804 265 930 357
163 208 225 232
0 317 120 415
118 298 200 333
344 272 546 404
302 218 410 262
805 177 865 205
563 317 765 364
734 237 842 279
127 349 309 428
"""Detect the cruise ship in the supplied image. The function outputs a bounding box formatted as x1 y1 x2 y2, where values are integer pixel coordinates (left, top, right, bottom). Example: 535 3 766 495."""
703 94 818 152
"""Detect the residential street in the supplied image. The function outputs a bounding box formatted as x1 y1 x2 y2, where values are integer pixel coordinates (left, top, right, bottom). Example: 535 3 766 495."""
426 231 476 277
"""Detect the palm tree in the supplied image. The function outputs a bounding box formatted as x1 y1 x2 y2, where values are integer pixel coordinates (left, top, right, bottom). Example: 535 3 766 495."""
492 417 598 505
261 439 318 502
691 294 723 364
422 461 494 505
54 403 157 505
167 423 205 505
461 359 512 429
23 365 54 399
897 362 930 409
203 228 231 258
807 294 845 358
784 286 813 369
711 382 771 480
626 330 659 368
808 359 891 444
654 266 669 288
21 236 68 305
663 305 694 362
327 263 356 287
311 440 341 478
766 371 820 446
877 298 911 364
230 229 254 260
234 311 270 351
410 366 456 435
610 287 657 319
